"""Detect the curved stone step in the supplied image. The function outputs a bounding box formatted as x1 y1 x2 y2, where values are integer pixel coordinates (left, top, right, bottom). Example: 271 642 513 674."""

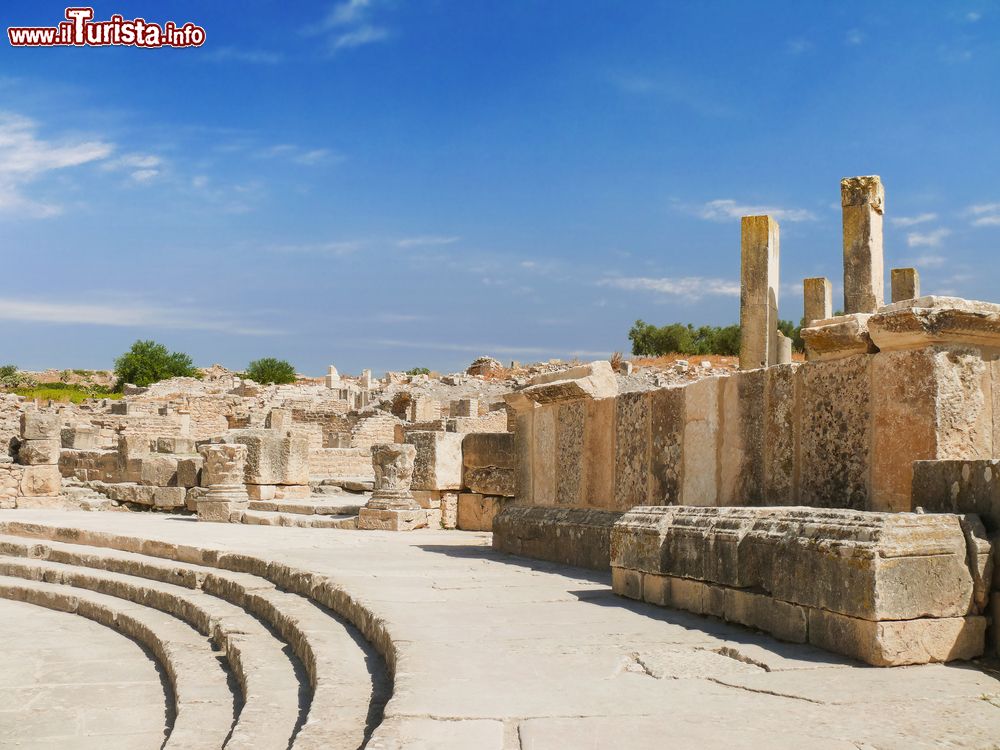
240 510 358 529
0 575 236 750
0 530 382 750
0 555 303 750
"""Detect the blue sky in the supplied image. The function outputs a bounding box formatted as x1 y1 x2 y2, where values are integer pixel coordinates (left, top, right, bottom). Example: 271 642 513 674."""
1 2 998 375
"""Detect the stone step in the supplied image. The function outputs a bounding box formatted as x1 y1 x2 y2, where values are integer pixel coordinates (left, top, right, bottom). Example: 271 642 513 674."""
0 574 237 750
248 500 363 516
241 510 359 529
0 528 379 750
0 554 303 750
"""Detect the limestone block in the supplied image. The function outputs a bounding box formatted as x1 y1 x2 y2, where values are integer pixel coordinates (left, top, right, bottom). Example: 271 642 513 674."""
531 405 557 504
739 215 781 369
648 388 683 506
156 436 197 455
803 277 832 327
614 391 650 509
519 360 618 404
681 377 721 506
462 432 515 496
118 434 152 459
273 485 310 500
197 500 242 523
441 493 458 529
842 175 884 314
556 401 584 504
176 457 203 489
229 429 310 486
411 490 441 509
612 567 643 601
718 370 765 506
457 493 507 531
405 431 463 491
20 412 60 441
19 465 61 496
958 515 994 612
799 355 871 509
357 507 426 531
763 364 798 505
723 588 807 644
891 267 920 303
911 459 1000 528
153 486 187 508
61 426 98 450
18 439 60 466
609 505 676 574
582 398 616 509
868 296 1000 352
807 608 985 667
493 506 624 570
139 455 179 487
801 314 877 361
512 405 534 504
464 467 515 497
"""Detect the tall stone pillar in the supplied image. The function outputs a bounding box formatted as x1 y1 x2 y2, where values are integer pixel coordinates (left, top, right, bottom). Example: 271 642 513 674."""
358 443 427 531
890 267 920 303
842 176 884 314
197 443 249 523
803 277 833 326
739 215 780 369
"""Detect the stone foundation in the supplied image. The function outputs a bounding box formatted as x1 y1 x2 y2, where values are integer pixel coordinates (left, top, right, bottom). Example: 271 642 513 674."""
492 506 624 570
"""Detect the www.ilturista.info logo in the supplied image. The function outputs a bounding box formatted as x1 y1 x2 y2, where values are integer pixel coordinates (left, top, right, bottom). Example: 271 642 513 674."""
8 7 205 48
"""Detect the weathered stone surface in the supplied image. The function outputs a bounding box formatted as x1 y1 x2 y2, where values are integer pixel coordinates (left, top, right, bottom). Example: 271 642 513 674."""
739 215 780 369
199 443 246 487
20 412 60 441
519 361 618 404
511 401 534 505
357 507 426 531
406 431 463 491
156 436 196 455
648 388 683 506
868 296 1000 352
801 313 877 361
913 459 1000 528
464 466 515 497
891 267 920 303
763 364 798 505
719 370 765 506
614 391 649 509
18 439 60 466
493 506 624 570
61 426 98 450
842 175 884 314
19 465 61 496
176 456 203 489
457 493 507 531
681 377 720 506
462 433 514 472
799 355 871 510
228 429 310 486
139 455 179 487
803 277 832 327
531 404 557 505
556 401 584 504
581 398 615 509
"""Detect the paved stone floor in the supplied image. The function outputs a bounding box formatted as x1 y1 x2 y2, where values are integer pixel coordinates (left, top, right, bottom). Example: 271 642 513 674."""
2 509 1000 749
0 597 169 750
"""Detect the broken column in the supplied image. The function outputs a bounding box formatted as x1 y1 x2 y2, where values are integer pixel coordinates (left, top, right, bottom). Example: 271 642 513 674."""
196 443 249 523
358 443 426 531
842 176 885 314
739 215 780 369
891 267 920 303
17 412 62 499
776 332 793 364
324 365 341 389
803 277 832 326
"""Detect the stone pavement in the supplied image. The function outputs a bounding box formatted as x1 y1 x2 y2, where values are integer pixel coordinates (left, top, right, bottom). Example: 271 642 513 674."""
0 597 168 750
1 510 999 749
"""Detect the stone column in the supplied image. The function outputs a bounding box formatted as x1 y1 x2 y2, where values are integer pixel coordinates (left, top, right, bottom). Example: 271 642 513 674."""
842 176 884 314
891 267 920 303
197 443 249 523
17 412 62 499
358 443 427 531
777 332 793 364
739 215 780 369
803 277 833 326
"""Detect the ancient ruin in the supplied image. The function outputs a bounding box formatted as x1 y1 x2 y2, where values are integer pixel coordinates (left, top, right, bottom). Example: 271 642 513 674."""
1 176 998 746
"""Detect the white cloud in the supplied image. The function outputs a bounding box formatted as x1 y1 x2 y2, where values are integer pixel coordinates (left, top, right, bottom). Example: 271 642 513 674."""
902 254 946 268
786 38 813 55
697 199 816 223
967 203 1000 226
890 212 937 227
906 228 951 247
0 296 280 335
103 152 163 183
372 338 609 358
966 11 982 22
255 143 339 166
845 29 864 45
208 47 283 64
396 235 460 248
307 1 391 53
269 240 363 256
0 113 113 217
599 276 740 300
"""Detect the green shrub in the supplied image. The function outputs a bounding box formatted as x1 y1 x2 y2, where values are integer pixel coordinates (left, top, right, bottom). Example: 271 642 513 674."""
406 367 431 376
627 319 802 357
113 340 198 390
245 357 297 385
13 382 121 403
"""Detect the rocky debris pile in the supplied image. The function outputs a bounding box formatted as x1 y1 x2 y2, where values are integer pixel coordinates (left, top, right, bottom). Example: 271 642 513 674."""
466 356 504 377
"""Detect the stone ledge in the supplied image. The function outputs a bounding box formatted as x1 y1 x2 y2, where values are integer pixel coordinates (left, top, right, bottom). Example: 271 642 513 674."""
869 296 1000 351
492 505 624 570
800 313 878 361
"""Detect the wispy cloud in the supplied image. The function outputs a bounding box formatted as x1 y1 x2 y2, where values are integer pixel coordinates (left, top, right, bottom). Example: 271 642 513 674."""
608 73 733 118
786 38 813 55
906 228 951 247
845 29 864 46
254 143 340 166
372 338 609 358
901 254 946 268
103 152 163 184
696 199 816 223
890 212 937 227
396 235 460 248
269 240 364 256
599 276 740 300
967 203 1000 226
0 296 280 335
207 47 283 65
306 0 392 53
0 113 113 218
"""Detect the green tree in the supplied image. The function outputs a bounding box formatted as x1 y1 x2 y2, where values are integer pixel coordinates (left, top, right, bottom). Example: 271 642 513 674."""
113 340 197 390
406 367 431 376
245 357 297 385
